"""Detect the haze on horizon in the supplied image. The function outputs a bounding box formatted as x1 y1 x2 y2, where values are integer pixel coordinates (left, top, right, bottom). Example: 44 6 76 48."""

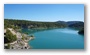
4 4 84 22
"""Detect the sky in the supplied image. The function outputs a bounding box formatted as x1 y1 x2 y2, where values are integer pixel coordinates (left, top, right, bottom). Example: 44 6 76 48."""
4 4 84 22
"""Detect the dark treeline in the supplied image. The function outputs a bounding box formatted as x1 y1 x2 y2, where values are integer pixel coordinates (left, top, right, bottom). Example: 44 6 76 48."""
78 28 84 35
68 22 84 30
57 21 84 30
4 19 67 29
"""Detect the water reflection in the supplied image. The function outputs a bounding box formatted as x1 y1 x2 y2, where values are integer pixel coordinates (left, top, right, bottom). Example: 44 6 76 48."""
21 28 57 34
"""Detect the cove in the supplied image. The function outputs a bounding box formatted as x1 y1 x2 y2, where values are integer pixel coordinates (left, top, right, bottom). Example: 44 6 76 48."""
22 28 84 49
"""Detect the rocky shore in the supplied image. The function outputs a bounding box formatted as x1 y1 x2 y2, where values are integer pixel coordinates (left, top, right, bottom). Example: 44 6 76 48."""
4 28 34 49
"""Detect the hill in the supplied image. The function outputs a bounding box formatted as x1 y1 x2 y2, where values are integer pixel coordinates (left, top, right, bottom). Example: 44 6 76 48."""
68 22 84 30
4 19 67 29
56 21 84 30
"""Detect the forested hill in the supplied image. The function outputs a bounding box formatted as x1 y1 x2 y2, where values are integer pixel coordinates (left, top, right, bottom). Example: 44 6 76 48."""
57 21 84 35
68 22 84 29
66 21 84 26
56 21 84 30
4 19 67 29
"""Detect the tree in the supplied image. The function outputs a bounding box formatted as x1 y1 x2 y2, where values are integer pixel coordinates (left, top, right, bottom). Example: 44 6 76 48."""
4 29 17 43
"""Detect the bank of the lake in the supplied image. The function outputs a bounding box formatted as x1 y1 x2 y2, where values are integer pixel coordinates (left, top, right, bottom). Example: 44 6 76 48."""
4 28 35 49
22 28 84 49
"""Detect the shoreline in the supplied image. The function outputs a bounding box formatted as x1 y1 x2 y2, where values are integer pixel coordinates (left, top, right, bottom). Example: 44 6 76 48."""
4 28 34 49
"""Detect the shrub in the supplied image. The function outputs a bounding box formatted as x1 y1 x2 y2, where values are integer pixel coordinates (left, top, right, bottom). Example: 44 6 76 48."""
4 29 17 43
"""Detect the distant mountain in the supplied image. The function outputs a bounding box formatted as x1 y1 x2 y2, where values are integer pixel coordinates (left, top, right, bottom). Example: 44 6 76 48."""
66 21 84 26
68 22 84 29
56 21 67 26
56 21 84 30
56 21 66 23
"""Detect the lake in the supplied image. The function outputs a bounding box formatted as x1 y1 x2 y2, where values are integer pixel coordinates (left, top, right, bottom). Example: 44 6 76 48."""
22 28 84 49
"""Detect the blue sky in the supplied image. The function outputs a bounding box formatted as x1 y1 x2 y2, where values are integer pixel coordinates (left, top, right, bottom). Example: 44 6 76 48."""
4 4 84 22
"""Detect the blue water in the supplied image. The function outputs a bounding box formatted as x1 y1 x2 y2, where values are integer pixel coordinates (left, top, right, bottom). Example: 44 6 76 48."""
22 28 84 49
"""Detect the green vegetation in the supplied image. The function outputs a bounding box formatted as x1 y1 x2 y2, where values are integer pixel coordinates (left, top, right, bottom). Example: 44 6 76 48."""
4 19 84 36
24 32 29 34
7 43 10 49
30 34 34 37
22 35 25 40
4 19 67 29
68 22 84 35
4 29 17 43
4 43 10 49
78 28 84 35
68 22 84 30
